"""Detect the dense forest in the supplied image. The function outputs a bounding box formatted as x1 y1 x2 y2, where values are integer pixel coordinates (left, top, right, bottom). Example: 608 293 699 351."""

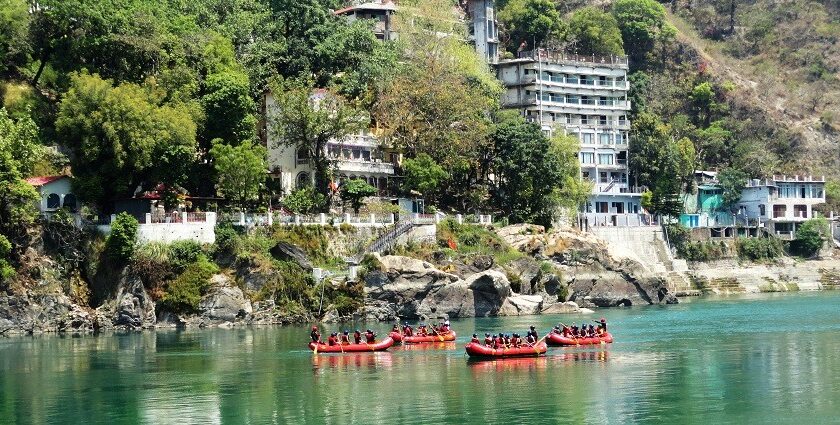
1 0 839 277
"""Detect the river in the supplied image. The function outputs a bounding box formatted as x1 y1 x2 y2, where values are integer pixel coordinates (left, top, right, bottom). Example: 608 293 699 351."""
2 292 840 424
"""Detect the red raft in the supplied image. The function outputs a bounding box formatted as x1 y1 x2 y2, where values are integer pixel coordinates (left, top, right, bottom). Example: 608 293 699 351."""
464 342 547 358
309 337 395 353
390 331 456 344
545 332 613 346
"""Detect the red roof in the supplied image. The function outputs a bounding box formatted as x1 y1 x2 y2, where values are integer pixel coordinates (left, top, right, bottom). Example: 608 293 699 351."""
24 175 68 186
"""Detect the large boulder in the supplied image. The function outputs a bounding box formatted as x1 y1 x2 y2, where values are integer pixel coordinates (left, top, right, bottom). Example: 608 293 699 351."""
270 242 313 271
113 274 156 328
199 275 252 321
499 294 543 315
0 293 94 334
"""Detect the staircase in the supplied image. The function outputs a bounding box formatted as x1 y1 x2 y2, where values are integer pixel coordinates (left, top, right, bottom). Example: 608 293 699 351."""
346 221 415 265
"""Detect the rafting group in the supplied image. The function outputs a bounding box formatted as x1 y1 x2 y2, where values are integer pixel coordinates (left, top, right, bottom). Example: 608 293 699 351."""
308 318 613 358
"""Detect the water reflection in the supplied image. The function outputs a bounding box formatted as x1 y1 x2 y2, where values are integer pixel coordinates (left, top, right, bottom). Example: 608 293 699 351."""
2 292 840 424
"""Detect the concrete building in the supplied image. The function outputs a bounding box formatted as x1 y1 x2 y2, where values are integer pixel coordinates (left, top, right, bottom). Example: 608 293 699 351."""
334 1 397 41
25 175 77 213
463 0 499 64
496 49 640 223
265 91 397 197
737 175 826 238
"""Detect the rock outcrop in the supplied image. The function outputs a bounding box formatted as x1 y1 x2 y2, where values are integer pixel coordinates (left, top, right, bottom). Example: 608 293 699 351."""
497 224 678 307
199 275 252 322
112 274 156 328
270 242 313 271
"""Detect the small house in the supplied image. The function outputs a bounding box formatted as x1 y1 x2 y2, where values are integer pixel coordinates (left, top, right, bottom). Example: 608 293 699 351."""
25 175 77 213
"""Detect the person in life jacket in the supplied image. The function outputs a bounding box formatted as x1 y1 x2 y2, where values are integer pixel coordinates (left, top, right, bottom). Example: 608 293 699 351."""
504 334 512 347
365 329 376 343
391 324 399 334
562 325 571 337
510 333 520 348
310 326 321 343
403 322 413 336
418 324 427 336
340 330 351 345
588 324 596 337
525 332 536 346
442 320 451 333
470 334 480 344
484 333 493 346
571 323 579 337
551 325 561 334
353 329 362 344
327 333 338 346
494 333 505 349
527 325 539 342
595 318 607 334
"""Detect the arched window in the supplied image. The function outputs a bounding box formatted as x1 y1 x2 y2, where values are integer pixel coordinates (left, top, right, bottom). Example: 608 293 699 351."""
296 172 310 189
63 194 78 212
47 193 60 209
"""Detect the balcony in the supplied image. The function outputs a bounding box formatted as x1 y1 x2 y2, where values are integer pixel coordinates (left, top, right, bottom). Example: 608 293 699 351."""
517 49 629 68
335 159 395 175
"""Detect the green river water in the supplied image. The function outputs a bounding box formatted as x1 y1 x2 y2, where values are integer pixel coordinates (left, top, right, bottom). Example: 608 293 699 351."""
2 291 840 424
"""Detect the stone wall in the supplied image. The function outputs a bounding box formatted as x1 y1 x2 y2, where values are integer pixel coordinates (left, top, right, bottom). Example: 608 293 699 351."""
688 259 840 293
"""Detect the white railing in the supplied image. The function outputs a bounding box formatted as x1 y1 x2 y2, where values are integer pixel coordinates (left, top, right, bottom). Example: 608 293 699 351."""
582 213 658 228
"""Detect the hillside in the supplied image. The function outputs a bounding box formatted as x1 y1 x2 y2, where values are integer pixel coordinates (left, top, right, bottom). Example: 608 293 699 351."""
665 0 840 175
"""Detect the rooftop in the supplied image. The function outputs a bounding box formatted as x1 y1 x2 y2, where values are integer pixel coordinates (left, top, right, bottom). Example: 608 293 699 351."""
24 175 68 186
334 1 396 15
500 49 629 69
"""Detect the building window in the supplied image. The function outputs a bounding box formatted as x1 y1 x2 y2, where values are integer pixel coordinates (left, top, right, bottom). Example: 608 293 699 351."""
582 133 594 144
759 204 766 216
47 193 60 209
794 205 808 218
63 194 77 212
596 202 609 213
580 152 595 164
599 133 611 145
612 202 625 213
599 172 608 183
296 146 310 165
773 205 786 218
296 172 310 189
598 154 614 165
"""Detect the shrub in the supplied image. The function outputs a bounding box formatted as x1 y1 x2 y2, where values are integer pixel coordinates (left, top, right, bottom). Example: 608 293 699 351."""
790 218 829 257
168 240 203 272
159 255 219 313
283 186 325 214
0 234 14 282
106 213 138 263
737 237 783 262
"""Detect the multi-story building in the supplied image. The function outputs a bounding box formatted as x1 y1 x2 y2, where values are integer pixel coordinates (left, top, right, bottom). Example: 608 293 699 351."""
496 49 641 221
463 0 499 64
264 91 397 196
334 1 397 41
737 175 826 238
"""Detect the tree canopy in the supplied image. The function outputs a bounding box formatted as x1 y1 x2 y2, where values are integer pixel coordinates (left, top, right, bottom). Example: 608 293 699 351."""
568 7 625 56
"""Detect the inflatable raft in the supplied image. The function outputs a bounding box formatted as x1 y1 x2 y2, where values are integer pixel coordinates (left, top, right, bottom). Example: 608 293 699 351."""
390 331 456 344
309 337 395 353
545 332 613 346
464 342 547 358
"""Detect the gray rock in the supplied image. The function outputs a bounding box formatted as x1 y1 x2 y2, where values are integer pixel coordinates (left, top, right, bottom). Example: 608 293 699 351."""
499 294 543 315
270 242 313 271
113 274 156 328
199 276 252 321
540 301 581 314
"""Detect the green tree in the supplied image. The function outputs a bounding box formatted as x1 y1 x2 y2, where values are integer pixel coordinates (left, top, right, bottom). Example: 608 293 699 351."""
0 108 40 245
568 7 625 56
56 73 197 212
498 0 565 51
340 179 377 213
210 139 267 208
106 212 138 264
791 217 829 257
718 167 748 209
201 71 257 146
0 0 30 78
490 113 579 226
612 0 675 64
282 186 325 215
401 153 448 202
0 234 13 282
268 79 364 201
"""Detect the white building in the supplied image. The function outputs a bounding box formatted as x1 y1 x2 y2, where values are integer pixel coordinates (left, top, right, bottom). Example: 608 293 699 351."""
334 1 397 41
463 0 499 64
496 50 641 221
334 0 498 63
265 92 397 197
737 175 826 238
25 175 77 213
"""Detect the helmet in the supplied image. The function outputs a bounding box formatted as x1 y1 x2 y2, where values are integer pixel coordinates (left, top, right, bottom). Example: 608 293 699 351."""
485 333 490 336
530 325 535 329
312 326 318 331
343 330 349 334
472 334 477 338
600 318 606 323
